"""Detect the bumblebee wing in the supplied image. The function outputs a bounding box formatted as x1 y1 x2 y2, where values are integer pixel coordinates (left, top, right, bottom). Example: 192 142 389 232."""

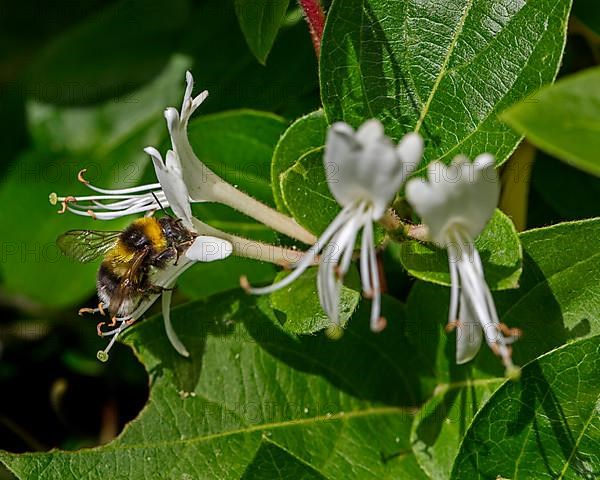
57 230 121 263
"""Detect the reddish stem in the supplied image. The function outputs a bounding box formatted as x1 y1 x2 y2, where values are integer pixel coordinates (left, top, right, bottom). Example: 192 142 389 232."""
298 0 326 57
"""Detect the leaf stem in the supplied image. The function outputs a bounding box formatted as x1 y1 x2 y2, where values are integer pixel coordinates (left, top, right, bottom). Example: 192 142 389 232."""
297 0 326 56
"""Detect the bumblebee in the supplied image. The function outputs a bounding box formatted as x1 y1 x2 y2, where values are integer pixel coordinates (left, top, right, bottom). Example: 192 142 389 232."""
58 217 196 322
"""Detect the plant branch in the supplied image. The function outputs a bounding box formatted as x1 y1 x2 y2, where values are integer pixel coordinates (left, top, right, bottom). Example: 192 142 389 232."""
298 0 326 56
192 218 305 267
379 208 429 242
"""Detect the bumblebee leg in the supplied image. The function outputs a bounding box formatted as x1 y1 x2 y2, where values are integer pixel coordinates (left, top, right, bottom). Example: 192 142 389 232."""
145 284 174 294
152 247 177 268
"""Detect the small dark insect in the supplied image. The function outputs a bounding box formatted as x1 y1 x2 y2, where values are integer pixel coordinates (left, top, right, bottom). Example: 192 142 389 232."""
57 217 196 327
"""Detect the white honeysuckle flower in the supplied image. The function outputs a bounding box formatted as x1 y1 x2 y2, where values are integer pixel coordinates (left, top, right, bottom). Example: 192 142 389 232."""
97 232 233 362
244 120 424 332
405 154 520 374
49 72 212 222
163 71 317 245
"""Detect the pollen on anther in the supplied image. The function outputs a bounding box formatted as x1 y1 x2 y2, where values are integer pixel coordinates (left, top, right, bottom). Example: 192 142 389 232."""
97 350 109 363
373 316 387 332
445 320 462 333
239 275 251 292
326 324 344 340
58 196 76 214
77 169 89 184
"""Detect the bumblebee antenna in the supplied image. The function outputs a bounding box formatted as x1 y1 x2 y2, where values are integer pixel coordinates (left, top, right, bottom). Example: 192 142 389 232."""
151 192 173 218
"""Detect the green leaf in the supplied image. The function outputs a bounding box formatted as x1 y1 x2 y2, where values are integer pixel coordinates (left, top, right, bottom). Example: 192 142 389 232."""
502 66 600 177
531 153 600 222
451 335 600 480
271 110 328 213
495 219 600 363
181 1 318 118
186 110 287 205
399 209 523 291
320 0 571 168
573 0 600 35
270 267 361 334
406 216 600 476
26 0 189 105
281 147 339 234
410 377 504 480
233 0 291 64
241 438 327 479
0 293 430 479
0 58 190 307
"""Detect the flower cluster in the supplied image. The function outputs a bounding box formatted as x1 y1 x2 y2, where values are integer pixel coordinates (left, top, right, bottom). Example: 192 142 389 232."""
243 120 422 333
53 71 520 374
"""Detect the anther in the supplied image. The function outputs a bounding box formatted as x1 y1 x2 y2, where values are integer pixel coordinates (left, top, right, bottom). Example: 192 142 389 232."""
326 324 344 340
109 316 117 327
445 320 462 333
498 323 521 338
79 306 97 316
96 350 109 363
77 169 89 184
373 316 387 332
98 302 106 316
96 322 105 337
239 276 251 293
58 196 76 214
87 210 97 220
363 288 374 299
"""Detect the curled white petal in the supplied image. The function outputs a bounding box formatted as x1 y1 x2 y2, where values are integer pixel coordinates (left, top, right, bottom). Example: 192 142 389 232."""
455 297 483 364
162 285 190 358
185 236 233 262
144 146 194 229
396 132 424 175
